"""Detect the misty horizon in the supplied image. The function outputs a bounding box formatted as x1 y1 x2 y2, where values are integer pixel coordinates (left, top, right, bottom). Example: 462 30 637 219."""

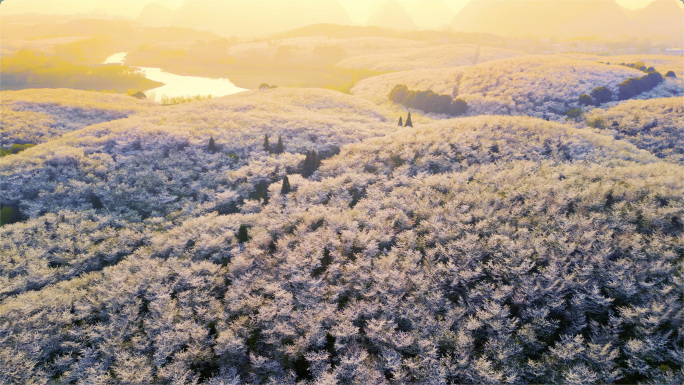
2 0 683 40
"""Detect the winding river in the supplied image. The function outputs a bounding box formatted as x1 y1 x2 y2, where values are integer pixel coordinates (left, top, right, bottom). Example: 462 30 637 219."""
103 52 247 102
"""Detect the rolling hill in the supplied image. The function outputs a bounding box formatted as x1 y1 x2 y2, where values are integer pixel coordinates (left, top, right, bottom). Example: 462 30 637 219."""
0 88 394 225
0 89 157 147
1 100 681 383
585 97 684 163
352 55 648 118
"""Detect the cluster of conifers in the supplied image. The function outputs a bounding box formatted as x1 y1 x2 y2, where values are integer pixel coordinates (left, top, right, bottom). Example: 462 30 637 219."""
579 63 671 107
211 133 321 187
389 84 468 116
206 134 323 242
398 111 413 127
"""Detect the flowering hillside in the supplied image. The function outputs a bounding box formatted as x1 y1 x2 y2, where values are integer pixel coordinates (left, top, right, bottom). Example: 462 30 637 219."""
1 102 682 384
585 97 684 163
1 88 394 226
321 116 656 178
352 56 655 118
337 44 524 72
0 89 157 147
351 67 466 105
569 54 684 77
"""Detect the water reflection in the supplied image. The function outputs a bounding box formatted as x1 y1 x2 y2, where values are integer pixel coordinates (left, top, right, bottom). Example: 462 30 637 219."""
102 52 247 102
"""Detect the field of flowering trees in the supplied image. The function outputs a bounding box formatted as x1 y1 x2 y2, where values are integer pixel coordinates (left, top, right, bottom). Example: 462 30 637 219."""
352 55 683 120
1 89 157 147
585 97 684 164
1 53 682 384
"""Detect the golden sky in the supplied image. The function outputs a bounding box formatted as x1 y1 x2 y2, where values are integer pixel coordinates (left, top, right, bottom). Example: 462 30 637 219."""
2 0 679 38
0 0 662 17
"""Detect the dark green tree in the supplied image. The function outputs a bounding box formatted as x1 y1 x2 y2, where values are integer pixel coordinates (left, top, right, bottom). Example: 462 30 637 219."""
274 135 284 154
405 111 413 127
618 72 662 101
566 108 584 122
312 150 321 171
89 193 103 209
434 94 453 114
207 136 218 153
590 86 612 105
281 175 291 194
578 94 593 106
0 205 22 226
0 143 35 157
645 71 663 88
311 248 332 278
302 151 311 176
249 181 270 203
451 99 468 115
389 84 409 104
618 80 638 100
236 224 250 243
398 116 403 126
302 150 321 178
391 84 468 117
263 134 271 153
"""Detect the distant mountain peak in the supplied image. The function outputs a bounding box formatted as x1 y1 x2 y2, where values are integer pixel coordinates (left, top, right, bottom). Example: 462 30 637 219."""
367 0 417 30
400 0 455 29
451 0 680 40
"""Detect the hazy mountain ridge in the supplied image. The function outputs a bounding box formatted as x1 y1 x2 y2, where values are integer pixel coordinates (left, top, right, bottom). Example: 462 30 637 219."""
450 0 684 42
366 0 417 30
4 0 682 42
135 2 176 27
400 0 455 29
633 0 684 39
336 44 524 72
172 0 353 36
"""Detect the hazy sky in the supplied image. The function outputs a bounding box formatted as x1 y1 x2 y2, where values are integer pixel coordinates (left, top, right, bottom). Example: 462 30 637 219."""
0 0 661 18
1 0 676 38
